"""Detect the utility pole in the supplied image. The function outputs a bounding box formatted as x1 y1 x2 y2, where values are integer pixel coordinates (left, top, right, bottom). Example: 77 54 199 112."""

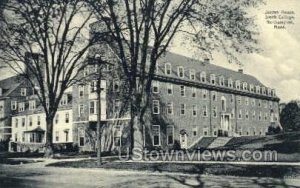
96 64 102 166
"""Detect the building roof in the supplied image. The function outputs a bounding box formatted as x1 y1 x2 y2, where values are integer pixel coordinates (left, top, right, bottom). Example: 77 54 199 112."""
0 75 23 98
157 51 266 88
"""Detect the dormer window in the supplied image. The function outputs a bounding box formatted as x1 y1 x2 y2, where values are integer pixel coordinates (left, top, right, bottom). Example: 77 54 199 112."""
243 82 248 91
200 72 206 83
219 76 224 86
250 84 254 92
165 63 171 75
11 101 17 110
60 95 68 106
256 86 260 94
271 89 276 97
18 102 25 112
261 87 266 95
210 74 216 85
21 88 27 96
29 100 36 110
235 80 241 90
228 78 233 88
189 69 195 80
267 88 272 96
177 66 184 78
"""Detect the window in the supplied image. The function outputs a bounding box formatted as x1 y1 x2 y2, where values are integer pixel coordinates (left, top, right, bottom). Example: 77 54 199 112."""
252 99 255 106
165 63 171 75
264 113 268 121
192 105 197 117
200 72 206 82
235 80 241 90
152 100 160 114
60 95 68 106
264 101 268 108
203 128 208 136
245 111 249 120
15 118 18 128
252 111 256 120
202 89 207 99
29 116 32 126
212 91 217 101
212 106 217 118
180 104 186 115
262 87 266 95
79 136 85 146
192 87 196 98
113 79 120 92
231 109 235 119
11 101 17 110
113 125 122 147
167 126 174 145
79 105 84 116
84 67 89 77
203 105 207 117
238 110 242 119
114 99 120 114
37 116 41 126
219 76 224 86
90 80 97 93
15 133 18 142
259 111 262 121
29 100 36 110
243 82 248 91
256 86 260 94
65 112 69 123
269 101 273 109
177 66 184 78
210 74 216 85
190 69 195 80
245 97 249 105
193 127 197 136
231 94 234 103
180 85 185 96
167 84 173 95
55 114 59 124
237 96 241 105
79 86 84 98
228 78 233 88
258 100 261 107
18 102 25 112
22 118 25 127
167 102 173 115
152 125 160 146
221 97 226 111
250 84 254 92
55 131 59 142
21 88 27 96
152 81 159 93
90 101 96 114
272 89 276 97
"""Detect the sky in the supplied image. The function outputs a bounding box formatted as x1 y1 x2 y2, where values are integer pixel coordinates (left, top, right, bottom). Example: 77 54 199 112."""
1 0 299 103
171 0 300 103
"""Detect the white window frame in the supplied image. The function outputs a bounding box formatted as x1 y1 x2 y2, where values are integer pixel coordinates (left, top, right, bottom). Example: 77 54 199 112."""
192 104 197 117
21 88 27 96
79 85 84 98
65 112 70 123
202 89 208 100
256 86 260 94
180 103 186 115
228 78 233 88
11 101 17 110
29 100 36 110
113 125 122 147
79 104 84 116
167 102 173 115
219 76 224 86
189 69 195 80
152 100 160 114
236 80 241 90
177 66 184 78
165 63 171 75
212 91 217 101
166 125 174 145
238 109 242 119
210 74 216 85
192 87 196 98
152 125 160 146
212 106 217 118
167 83 173 95
180 85 185 97
200 72 206 83
203 105 208 117
18 102 25 112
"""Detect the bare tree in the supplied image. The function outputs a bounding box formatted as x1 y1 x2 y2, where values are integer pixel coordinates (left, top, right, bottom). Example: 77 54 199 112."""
88 0 263 151
0 0 96 157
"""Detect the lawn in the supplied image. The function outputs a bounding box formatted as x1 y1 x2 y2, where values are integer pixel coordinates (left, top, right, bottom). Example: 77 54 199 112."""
47 159 300 178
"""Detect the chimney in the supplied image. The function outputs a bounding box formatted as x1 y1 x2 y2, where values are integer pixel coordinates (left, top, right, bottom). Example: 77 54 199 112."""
238 69 243 74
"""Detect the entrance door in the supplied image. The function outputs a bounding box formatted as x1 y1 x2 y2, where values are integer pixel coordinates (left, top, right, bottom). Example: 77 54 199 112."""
220 114 230 136
180 133 187 149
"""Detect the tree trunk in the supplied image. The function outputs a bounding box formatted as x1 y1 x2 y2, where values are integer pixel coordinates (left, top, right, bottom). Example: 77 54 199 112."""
44 116 54 158
130 103 143 155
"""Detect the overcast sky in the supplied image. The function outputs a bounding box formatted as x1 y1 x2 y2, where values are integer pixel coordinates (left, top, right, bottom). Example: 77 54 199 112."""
1 0 299 103
171 0 300 103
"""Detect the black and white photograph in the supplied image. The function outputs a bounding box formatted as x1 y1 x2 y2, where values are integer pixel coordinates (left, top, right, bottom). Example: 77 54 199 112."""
0 0 299 187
